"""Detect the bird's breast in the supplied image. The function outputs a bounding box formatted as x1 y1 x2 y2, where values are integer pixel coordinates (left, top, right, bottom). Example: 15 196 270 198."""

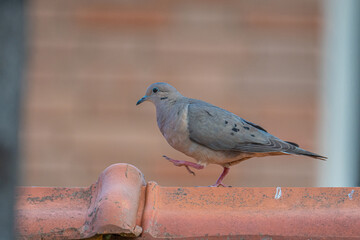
156 103 192 153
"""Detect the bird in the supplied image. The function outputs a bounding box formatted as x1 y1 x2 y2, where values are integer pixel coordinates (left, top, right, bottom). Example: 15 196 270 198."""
136 82 326 187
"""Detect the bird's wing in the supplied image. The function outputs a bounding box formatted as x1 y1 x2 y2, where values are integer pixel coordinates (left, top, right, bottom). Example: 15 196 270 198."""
187 101 297 153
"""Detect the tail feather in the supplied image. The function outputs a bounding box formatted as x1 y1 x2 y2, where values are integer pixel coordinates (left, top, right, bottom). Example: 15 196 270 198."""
285 141 299 147
285 147 327 160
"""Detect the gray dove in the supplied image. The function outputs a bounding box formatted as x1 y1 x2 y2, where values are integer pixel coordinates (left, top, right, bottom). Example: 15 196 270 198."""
136 82 326 187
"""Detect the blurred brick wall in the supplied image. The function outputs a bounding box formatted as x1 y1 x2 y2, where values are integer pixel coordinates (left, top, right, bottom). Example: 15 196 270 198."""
22 0 322 187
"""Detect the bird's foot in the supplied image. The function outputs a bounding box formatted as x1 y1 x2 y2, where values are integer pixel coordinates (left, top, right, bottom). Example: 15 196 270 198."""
209 182 231 187
209 167 231 187
163 155 204 176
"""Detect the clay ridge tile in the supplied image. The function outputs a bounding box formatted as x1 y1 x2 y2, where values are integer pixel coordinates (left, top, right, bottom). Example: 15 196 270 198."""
16 164 145 239
16 163 360 239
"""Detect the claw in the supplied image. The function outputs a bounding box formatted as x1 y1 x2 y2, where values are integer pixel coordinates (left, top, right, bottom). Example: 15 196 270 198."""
185 166 196 176
209 183 231 187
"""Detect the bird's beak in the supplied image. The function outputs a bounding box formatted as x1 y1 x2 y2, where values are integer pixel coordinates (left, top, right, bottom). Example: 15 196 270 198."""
136 96 148 105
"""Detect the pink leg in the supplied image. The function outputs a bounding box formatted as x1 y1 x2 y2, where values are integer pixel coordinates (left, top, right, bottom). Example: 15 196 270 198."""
210 167 230 187
163 155 204 176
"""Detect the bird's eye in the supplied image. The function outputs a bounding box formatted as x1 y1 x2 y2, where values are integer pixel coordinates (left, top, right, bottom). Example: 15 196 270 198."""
152 87 159 93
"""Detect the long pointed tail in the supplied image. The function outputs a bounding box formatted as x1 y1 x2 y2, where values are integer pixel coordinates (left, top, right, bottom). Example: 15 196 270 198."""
285 147 327 160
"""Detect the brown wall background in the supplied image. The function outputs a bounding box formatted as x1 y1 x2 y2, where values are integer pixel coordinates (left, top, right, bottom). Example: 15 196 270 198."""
22 0 322 187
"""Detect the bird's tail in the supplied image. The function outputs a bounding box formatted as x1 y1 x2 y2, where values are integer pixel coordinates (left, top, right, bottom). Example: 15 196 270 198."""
284 146 327 160
283 141 327 160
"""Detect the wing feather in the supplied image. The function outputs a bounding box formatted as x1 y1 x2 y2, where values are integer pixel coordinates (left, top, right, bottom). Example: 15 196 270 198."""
187 101 296 153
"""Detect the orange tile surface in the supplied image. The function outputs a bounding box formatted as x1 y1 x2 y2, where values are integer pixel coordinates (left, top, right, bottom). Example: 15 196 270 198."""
16 164 360 239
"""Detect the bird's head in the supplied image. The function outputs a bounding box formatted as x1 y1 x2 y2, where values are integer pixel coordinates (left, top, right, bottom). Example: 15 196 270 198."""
136 82 182 106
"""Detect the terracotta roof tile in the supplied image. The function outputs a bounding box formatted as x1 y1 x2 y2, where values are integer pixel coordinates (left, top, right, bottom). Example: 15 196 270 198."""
16 163 360 239
16 164 145 239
